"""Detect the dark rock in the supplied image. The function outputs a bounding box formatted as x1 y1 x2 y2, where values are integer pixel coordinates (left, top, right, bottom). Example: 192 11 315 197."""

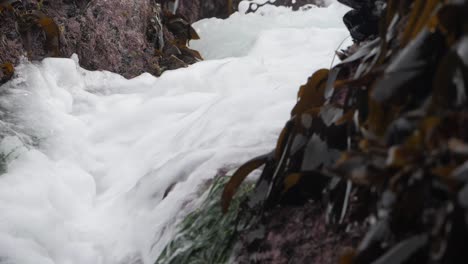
269 0 330 10
338 0 385 42
234 202 366 264
240 0 329 14
343 9 379 42
156 0 231 23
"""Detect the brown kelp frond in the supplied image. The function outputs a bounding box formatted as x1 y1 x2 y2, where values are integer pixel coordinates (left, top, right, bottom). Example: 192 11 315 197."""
162 11 200 45
221 154 269 213
0 62 14 84
0 0 15 13
1 1 61 58
177 43 203 60
291 68 329 116
153 6 203 75
23 10 61 57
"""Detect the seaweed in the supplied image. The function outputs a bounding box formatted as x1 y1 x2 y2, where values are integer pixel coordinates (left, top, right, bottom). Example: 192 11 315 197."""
224 0 468 262
0 0 15 13
156 174 255 264
1 0 61 58
153 6 203 74
0 62 14 84
222 154 269 213
23 10 61 57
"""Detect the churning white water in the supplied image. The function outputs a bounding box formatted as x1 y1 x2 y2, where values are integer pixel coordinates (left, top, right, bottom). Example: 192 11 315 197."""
0 2 350 263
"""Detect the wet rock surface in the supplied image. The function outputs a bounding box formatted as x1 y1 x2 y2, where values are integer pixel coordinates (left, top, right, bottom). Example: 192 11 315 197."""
157 0 233 22
338 0 384 42
234 202 365 264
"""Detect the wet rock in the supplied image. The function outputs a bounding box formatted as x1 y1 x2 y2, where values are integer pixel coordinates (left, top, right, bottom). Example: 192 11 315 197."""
269 0 330 10
234 202 365 264
156 0 233 23
163 0 328 21
239 0 329 14
338 0 385 42
0 11 25 66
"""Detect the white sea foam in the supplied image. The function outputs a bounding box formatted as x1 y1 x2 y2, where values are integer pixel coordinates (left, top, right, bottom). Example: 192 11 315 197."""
0 2 350 263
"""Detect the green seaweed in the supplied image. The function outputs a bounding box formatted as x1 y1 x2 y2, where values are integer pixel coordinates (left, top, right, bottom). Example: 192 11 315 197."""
156 175 254 264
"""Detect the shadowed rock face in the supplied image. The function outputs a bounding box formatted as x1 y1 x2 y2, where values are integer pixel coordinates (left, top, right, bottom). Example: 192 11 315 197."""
237 0 328 13
156 0 233 22
234 202 364 264
173 0 327 21
338 0 384 42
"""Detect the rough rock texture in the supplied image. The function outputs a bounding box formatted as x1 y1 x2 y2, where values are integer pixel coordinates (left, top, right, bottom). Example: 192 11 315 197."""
1 0 158 77
234 202 366 263
60 0 157 77
0 9 26 67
